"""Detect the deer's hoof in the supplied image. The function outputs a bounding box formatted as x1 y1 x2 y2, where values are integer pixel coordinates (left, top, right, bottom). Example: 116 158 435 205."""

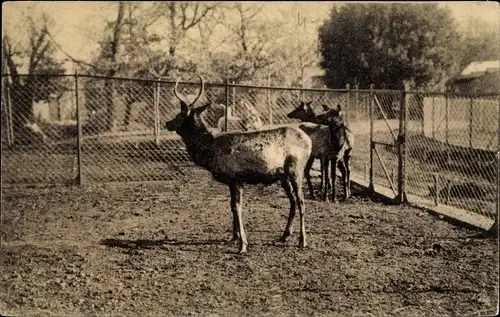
298 240 307 248
279 233 291 243
238 246 248 254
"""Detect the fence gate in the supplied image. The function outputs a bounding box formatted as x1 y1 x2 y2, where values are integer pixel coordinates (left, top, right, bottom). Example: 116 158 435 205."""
369 87 404 199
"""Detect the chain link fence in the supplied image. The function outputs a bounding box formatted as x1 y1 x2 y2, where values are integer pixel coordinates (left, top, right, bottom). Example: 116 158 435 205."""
1 74 498 224
405 91 498 219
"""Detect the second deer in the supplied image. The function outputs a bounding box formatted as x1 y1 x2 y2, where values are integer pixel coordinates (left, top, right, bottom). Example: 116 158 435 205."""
287 101 354 202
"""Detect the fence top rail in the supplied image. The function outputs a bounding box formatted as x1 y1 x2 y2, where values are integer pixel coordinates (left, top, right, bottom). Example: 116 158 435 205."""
3 73 499 99
78 74 351 93
406 90 500 98
1 73 76 78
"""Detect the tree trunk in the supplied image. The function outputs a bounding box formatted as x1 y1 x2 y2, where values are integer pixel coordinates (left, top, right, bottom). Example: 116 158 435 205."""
103 2 125 132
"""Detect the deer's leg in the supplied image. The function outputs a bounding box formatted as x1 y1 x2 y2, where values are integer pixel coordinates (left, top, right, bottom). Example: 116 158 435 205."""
230 183 247 254
280 177 296 242
229 185 240 241
322 157 330 202
330 157 338 203
344 151 352 199
337 159 347 202
290 173 307 248
304 157 316 199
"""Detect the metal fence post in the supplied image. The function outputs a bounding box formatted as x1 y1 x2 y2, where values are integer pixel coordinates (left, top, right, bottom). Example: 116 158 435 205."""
369 83 375 192
224 77 229 132
345 84 351 124
445 90 450 164
4 83 13 146
267 70 272 126
74 71 83 186
433 173 439 206
355 84 359 120
431 96 435 139
396 83 408 204
154 79 160 145
493 99 500 236
489 95 500 237
231 81 235 110
469 97 473 148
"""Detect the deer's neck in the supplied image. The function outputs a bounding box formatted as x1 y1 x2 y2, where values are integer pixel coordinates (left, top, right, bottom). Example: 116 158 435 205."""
308 113 320 123
329 123 346 150
180 117 216 169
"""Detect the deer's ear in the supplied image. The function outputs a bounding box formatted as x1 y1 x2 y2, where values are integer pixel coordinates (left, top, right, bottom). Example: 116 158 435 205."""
193 103 212 115
336 104 342 111
322 104 331 111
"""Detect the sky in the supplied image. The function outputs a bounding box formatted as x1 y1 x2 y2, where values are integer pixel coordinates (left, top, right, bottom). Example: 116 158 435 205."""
2 1 499 73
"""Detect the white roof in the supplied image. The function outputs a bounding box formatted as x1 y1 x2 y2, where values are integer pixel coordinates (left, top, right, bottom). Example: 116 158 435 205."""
461 60 499 76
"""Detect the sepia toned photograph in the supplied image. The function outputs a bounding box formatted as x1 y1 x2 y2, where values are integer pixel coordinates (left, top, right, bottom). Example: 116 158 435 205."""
1 1 499 316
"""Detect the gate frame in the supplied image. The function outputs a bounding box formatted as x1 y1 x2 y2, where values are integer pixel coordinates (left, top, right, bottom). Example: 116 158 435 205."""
368 84 408 204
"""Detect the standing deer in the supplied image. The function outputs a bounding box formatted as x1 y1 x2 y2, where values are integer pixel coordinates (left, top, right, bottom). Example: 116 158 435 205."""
287 101 354 201
319 103 354 201
165 76 313 254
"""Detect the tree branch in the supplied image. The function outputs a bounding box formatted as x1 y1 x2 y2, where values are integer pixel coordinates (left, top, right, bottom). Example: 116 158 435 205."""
45 30 100 71
2 37 20 85
184 4 217 30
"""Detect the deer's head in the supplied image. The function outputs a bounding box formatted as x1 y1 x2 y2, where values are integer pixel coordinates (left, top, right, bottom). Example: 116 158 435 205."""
287 101 315 121
318 104 345 129
165 75 211 134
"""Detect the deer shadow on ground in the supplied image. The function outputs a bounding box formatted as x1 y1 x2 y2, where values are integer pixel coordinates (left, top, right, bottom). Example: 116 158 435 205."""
99 234 296 253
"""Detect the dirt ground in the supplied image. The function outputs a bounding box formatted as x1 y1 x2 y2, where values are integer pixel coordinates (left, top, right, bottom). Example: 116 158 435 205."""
1 169 498 317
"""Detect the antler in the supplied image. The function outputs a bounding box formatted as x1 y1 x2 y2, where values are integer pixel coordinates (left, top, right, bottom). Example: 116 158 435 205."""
174 78 187 105
191 75 205 107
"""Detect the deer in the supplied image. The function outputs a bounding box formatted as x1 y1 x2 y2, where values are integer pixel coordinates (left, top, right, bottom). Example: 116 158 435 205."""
165 76 313 254
287 101 354 202
319 103 354 201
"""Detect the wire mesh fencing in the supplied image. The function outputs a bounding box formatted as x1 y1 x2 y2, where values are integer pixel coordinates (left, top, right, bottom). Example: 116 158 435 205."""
1 74 78 185
1 73 498 224
405 91 499 219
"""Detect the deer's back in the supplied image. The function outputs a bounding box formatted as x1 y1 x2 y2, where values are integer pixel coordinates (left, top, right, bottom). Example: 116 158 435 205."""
211 126 311 177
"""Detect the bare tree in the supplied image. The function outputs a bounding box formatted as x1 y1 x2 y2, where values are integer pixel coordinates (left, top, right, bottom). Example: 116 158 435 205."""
220 3 288 83
2 11 66 140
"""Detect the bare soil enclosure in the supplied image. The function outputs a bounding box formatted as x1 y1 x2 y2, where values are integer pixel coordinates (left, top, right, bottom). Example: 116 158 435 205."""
1 169 498 317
